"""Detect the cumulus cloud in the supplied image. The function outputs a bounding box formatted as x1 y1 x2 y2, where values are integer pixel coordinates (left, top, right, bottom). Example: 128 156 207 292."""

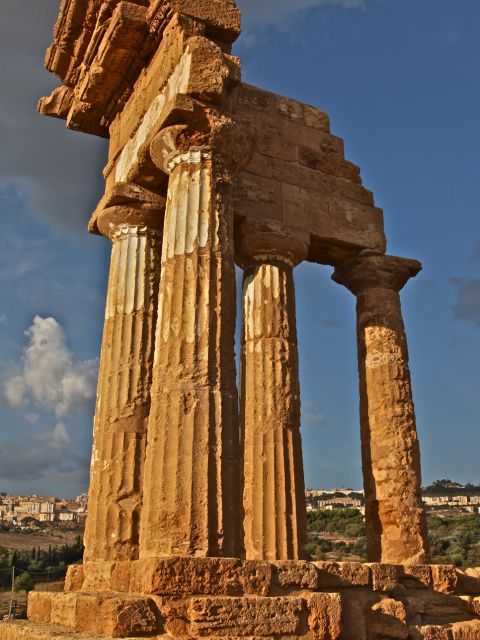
0 316 97 483
38 422 71 449
3 316 98 417
238 0 366 25
452 278 480 328
3 376 26 408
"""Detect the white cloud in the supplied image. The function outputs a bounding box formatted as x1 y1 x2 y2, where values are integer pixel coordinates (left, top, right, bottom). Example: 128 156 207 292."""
1 316 97 485
238 0 366 26
38 422 71 449
3 375 27 408
303 401 325 427
2 316 98 438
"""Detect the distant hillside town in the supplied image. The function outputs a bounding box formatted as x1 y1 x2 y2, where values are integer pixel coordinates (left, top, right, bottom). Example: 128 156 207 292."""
305 479 480 516
0 492 87 528
1 479 479 530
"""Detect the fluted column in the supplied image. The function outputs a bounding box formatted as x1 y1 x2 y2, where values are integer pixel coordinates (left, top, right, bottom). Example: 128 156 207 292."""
139 124 251 558
84 188 164 562
333 251 429 565
237 222 309 561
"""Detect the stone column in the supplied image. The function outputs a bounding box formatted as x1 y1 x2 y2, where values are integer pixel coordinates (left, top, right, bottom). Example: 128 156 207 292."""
139 124 251 558
84 186 165 562
332 251 429 565
236 222 309 561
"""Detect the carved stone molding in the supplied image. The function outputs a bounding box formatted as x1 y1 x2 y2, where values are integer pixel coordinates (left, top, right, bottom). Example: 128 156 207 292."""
236 220 310 270
332 250 422 295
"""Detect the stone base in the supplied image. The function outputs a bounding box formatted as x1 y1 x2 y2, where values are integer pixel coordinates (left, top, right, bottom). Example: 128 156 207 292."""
2 559 480 639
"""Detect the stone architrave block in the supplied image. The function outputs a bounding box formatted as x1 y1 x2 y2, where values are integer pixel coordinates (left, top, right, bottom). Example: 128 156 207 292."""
306 592 343 640
100 596 160 638
155 597 191 637
368 564 402 592
315 561 370 588
74 594 107 635
408 625 452 640
471 597 480 616
404 596 426 619
110 561 133 593
450 620 480 639
432 566 459 595
140 557 272 597
49 592 79 628
314 562 344 588
164 0 241 42
27 592 53 624
189 596 305 637
273 561 319 590
456 571 480 596
401 565 433 589
420 594 471 621
27 590 162 638
81 561 116 592
367 598 408 639
64 564 85 592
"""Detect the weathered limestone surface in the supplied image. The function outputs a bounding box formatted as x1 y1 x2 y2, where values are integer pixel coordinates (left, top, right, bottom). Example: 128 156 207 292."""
83 186 164 563
333 252 429 566
139 124 249 558
228 84 387 262
5 560 480 639
236 221 309 561
40 5 387 260
40 0 241 136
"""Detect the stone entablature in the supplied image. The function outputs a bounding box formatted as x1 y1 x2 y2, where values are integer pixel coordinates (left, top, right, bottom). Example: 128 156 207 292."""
42 2 385 263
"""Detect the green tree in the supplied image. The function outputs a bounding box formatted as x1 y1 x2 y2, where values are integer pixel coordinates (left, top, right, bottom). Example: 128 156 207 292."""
14 572 35 593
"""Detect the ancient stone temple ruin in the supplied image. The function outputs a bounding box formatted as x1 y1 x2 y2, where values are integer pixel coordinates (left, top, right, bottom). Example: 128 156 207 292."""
3 1 480 639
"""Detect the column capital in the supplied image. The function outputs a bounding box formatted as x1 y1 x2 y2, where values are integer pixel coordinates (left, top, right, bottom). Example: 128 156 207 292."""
150 118 254 176
236 220 310 269
108 223 163 242
92 183 166 239
332 250 422 296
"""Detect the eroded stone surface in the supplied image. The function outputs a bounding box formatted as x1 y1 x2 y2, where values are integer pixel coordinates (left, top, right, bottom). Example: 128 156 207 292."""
28 591 161 637
189 596 305 637
139 135 243 559
432 566 460 595
83 208 164 563
306 592 342 640
368 598 408 639
450 619 480 639
333 254 429 566
409 625 452 640
9 559 480 640
237 221 309 562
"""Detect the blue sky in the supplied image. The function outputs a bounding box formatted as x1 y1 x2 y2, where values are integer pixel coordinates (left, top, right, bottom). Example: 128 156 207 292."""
0 0 479 497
